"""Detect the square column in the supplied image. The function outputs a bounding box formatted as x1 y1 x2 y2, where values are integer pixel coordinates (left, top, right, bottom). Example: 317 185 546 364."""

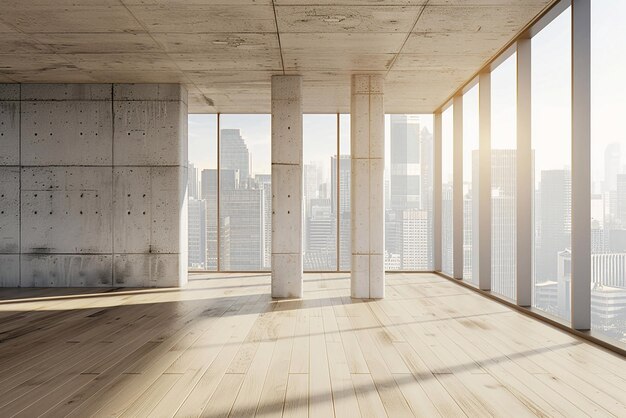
517 39 533 307
478 72 492 291
453 94 463 280
351 75 384 299
571 0 591 330
271 75 303 299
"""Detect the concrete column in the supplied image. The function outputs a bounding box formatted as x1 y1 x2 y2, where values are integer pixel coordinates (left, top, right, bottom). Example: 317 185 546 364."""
433 112 442 272
571 0 591 330
453 95 463 280
271 75 303 299
478 72 492 291
517 39 533 307
351 74 384 299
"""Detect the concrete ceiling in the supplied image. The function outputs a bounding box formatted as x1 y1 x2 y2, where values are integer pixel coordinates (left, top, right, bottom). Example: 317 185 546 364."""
0 0 553 113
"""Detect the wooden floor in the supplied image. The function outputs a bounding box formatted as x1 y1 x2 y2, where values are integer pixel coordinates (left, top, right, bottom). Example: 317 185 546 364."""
0 273 625 418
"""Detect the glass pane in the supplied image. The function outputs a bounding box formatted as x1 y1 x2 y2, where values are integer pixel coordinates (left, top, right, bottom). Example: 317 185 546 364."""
339 114 351 271
303 115 337 271
385 114 434 271
188 114 217 271
463 85 479 283
442 107 454 276
219 115 271 271
531 8 572 320
591 0 626 343
491 52 517 300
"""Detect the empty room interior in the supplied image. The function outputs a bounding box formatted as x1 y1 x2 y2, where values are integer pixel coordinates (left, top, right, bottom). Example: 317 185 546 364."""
1 0 626 416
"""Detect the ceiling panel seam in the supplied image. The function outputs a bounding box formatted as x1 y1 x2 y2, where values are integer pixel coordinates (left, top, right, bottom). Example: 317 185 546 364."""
385 0 429 77
271 0 286 75
117 0 206 110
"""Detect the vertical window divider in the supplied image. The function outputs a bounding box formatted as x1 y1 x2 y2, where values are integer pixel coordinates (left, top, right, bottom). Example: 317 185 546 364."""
216 113 221 272
434 112 443 272
336 113 341 273
453 95 464 280
478 72 492 291
571 0 591 330
516 39 532 307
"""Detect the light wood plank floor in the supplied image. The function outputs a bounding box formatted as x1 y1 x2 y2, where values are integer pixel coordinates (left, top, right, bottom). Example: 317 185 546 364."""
0 272 625 417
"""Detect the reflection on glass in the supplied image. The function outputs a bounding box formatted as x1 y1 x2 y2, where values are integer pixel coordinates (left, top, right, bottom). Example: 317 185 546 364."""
442 107 454 276
384 114 434 271
491 52 517 300
531 8 571 320
219 115 272 271
303 115 337 271
590 0 626 344
187 114 217 271
463 86 479 283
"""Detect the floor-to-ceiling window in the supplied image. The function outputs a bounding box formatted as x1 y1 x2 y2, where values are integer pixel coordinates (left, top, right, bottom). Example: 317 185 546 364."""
491 53 517 300
219 115 272 271
303 115 337 271
442 106 454 276
187 114 217 271
384 115 434 271
463 86 480 283
531 6 572 320
190 113 436 273
591 0 626 344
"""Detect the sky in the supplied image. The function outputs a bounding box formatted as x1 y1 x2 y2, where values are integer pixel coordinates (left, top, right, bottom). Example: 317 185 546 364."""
189 1 625 186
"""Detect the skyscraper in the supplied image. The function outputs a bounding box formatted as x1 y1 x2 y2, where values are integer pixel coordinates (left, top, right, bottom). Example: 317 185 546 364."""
331 155 351 215
201 169 218 270
536 169 571 283
188 162 199 200
390 115 421 211
188 197 206 269
220 188 266 271
491 149 517 299
220 129 250 181
331 155 351 269
604 142 621 192
386 116 433 270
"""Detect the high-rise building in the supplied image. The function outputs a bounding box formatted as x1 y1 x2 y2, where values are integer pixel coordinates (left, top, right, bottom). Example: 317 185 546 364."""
304 198 336 270
390 114 421 211
331 155 351 215
604 142 621 192
220 188 266 271
188 198 207 269
188 162 199 200
201 169 217 200
491 149 517 299
400 209 429 270
220 129 250 181
536 169 571 283
256 174 272 269
331 155 352 270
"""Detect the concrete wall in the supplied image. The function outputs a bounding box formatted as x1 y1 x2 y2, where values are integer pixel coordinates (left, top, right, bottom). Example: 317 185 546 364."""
0 83 188 287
